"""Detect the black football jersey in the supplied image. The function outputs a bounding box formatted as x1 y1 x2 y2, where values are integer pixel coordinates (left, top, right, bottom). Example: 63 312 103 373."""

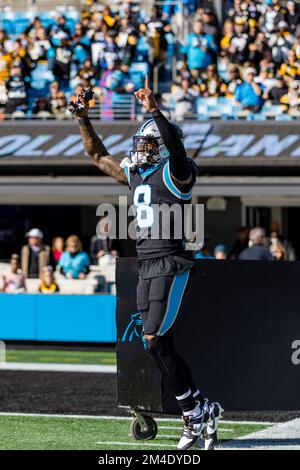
124 159 195 259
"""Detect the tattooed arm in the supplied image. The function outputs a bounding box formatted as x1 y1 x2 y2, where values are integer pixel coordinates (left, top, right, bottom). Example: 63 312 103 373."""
70 89 128 185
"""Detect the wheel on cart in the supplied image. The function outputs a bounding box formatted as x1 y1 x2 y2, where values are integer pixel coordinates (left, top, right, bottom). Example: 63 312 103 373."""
130 414 158 440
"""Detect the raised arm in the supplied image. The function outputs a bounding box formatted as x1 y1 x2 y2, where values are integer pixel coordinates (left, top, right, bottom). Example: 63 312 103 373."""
70 89 128 185
134 77 196 189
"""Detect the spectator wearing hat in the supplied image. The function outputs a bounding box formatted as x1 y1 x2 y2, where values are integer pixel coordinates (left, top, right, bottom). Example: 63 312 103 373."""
214 245 227 260
226 17 250 65
38 266 59 294
0 254 26 294
58 235 90 279
21 228 50 279
235 67 265 112
239 228 273 261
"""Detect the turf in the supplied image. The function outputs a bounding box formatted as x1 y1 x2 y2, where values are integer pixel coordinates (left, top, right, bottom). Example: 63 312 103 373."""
0 415 270 450
6 349 116 365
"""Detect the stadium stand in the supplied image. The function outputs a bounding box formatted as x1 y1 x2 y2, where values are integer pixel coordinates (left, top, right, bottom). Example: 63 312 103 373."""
0 0 299 121
0 261 115 294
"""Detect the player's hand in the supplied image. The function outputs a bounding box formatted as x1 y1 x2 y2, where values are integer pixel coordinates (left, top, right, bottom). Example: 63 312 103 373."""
134 75 158 113
69 87 89 119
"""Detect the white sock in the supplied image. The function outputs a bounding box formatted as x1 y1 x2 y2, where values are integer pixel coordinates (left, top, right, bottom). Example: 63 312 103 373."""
183 403 201 418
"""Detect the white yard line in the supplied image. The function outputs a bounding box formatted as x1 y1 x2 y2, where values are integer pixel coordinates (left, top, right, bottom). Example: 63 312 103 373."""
96 441 178 448
158 426 233 433
0 411 275 426
0 362 116 374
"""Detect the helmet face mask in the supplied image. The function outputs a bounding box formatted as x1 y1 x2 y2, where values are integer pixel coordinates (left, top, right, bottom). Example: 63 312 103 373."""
130 135 161 166
129 119 183 168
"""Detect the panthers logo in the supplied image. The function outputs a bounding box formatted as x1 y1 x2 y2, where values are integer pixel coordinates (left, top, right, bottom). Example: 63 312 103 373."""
121 312 146 350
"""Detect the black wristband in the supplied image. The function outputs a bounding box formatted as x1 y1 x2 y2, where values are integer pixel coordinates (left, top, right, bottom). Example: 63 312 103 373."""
78 117 91 126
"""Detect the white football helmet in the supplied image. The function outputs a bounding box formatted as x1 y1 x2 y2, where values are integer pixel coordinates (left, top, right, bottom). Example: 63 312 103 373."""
129 119 183 167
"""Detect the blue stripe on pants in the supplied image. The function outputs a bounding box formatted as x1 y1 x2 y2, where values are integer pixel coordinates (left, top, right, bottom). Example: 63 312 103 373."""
157 270 190 336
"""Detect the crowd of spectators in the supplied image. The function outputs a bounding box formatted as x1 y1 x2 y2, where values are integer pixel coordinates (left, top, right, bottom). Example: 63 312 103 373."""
172 0 300 119
0 2 172 118
1 1 300 120
197 222 296 261
0 216 296 295
0 220 121 294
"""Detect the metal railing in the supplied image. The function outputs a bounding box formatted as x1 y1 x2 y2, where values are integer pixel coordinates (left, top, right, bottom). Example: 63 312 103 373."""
3 109 300 122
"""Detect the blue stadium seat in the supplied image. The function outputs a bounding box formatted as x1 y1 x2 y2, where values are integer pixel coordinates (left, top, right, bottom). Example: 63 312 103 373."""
246 113 267 121
218 98 236 119
14 12 34 34
196 98 209 120
275 114 293 121
262 103 282 117
3 18 16 35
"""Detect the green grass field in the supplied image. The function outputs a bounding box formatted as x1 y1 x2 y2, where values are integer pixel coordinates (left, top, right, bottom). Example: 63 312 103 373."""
6 349 116 365
0 415 270 450
1 350 272 449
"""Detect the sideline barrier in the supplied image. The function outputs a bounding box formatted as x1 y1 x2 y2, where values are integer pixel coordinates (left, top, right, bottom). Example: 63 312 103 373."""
0 294 116 342
116 258 300 412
